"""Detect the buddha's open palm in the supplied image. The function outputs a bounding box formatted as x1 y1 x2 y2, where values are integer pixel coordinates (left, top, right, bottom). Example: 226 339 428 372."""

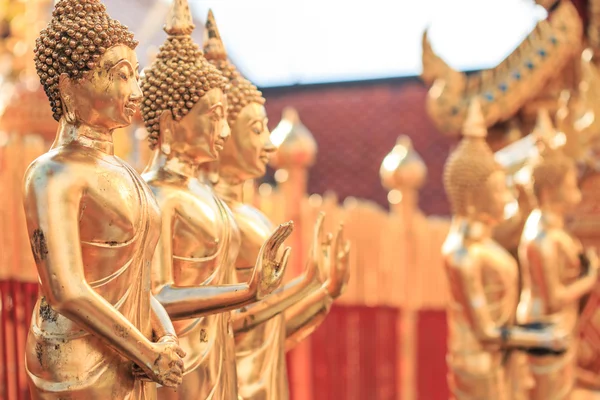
252 221 294 299
304 212 331 284
325 224 351 299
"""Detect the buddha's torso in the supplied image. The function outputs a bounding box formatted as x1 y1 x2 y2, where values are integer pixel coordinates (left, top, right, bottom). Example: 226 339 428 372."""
25 143 160 399
443 230 519 400
227 202 289 400
143 167 240 400
518 213 582 331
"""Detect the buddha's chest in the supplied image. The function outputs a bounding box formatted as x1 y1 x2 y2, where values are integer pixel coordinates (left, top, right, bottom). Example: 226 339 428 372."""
481 243 519 320
78 163 160 291
171 189 241 286
234 208 274 269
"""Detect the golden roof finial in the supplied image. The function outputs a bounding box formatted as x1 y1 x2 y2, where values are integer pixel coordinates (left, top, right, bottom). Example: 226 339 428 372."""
203 9 227 60
462 99 488 139
380 135 427 193
164 0 195 36
269 107 317 169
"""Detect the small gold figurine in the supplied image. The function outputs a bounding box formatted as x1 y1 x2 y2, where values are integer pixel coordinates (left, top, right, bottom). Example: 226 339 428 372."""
23 1 186 399
139 1 293 399
203 11 350 399
442 100 568 400
517 109 599 399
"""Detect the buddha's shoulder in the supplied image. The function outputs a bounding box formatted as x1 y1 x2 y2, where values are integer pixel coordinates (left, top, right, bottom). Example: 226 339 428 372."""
443 242 480 272
232 204 273 234
24 147 95 184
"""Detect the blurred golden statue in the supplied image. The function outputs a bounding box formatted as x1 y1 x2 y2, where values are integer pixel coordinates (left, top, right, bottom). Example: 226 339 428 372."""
516 109 599 399
139 2 294 399
203 11 350 399
486 49 600 394
442 100 568 400
22 1 186 399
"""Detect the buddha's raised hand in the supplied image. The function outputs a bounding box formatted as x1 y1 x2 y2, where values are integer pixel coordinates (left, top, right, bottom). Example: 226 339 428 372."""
325 224 351 299
251 221 294 299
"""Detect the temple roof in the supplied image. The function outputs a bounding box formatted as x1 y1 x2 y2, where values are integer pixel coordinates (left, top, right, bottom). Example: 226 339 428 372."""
103 0 548 88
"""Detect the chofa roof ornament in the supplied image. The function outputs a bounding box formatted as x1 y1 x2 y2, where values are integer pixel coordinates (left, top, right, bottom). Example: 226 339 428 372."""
421 0 582 136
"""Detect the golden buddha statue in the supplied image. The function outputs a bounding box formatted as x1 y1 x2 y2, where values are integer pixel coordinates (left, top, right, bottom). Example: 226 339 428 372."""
203 11 350 399
22 1 186 399
442 99 569 400
139 2 294 399
516 109 598 400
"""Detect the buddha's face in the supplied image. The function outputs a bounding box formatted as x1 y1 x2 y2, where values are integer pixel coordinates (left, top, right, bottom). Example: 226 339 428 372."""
62 45 141 130
220 102 275 181
471 170 512 224
167 88 230 162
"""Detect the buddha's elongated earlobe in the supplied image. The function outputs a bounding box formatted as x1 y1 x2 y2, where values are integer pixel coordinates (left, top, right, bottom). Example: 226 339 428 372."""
59 74 76 124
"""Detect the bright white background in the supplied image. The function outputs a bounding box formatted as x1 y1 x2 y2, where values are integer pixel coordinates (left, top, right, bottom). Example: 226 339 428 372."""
145 0 548 87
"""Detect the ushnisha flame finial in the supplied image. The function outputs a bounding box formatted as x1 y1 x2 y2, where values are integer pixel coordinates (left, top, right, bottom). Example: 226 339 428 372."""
165 0 195 36
462 99 488 139
204 9 227 60
203 10 265 125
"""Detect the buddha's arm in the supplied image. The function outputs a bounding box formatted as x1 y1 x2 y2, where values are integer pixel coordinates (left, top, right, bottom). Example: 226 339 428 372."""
150 295 177 339
284 284 332 352
534 239 597 312
281 225 348 346
24 169 158 372
454 255 562 349
231 215 322 334
231 271 319 334
151 205 258 321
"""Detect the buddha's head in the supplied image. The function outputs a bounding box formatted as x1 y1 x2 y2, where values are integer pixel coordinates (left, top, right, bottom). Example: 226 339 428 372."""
35 0 141 131
203 10 274 183
444 100 511 225
531 112 581 213
140 0 229 164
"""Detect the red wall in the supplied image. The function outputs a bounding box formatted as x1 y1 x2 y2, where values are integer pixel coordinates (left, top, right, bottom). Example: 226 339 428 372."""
263 79 456 217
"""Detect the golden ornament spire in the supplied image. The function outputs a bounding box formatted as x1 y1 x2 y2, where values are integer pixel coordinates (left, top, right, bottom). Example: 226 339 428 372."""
203 9 228 60
165 0 195 36
462 99 488 139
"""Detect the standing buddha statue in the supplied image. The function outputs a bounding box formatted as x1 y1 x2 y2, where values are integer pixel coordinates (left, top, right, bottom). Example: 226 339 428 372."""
139 1 294 399
517 110 599 400
203 11 350 399
442 99 567 400
22 0 186 398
